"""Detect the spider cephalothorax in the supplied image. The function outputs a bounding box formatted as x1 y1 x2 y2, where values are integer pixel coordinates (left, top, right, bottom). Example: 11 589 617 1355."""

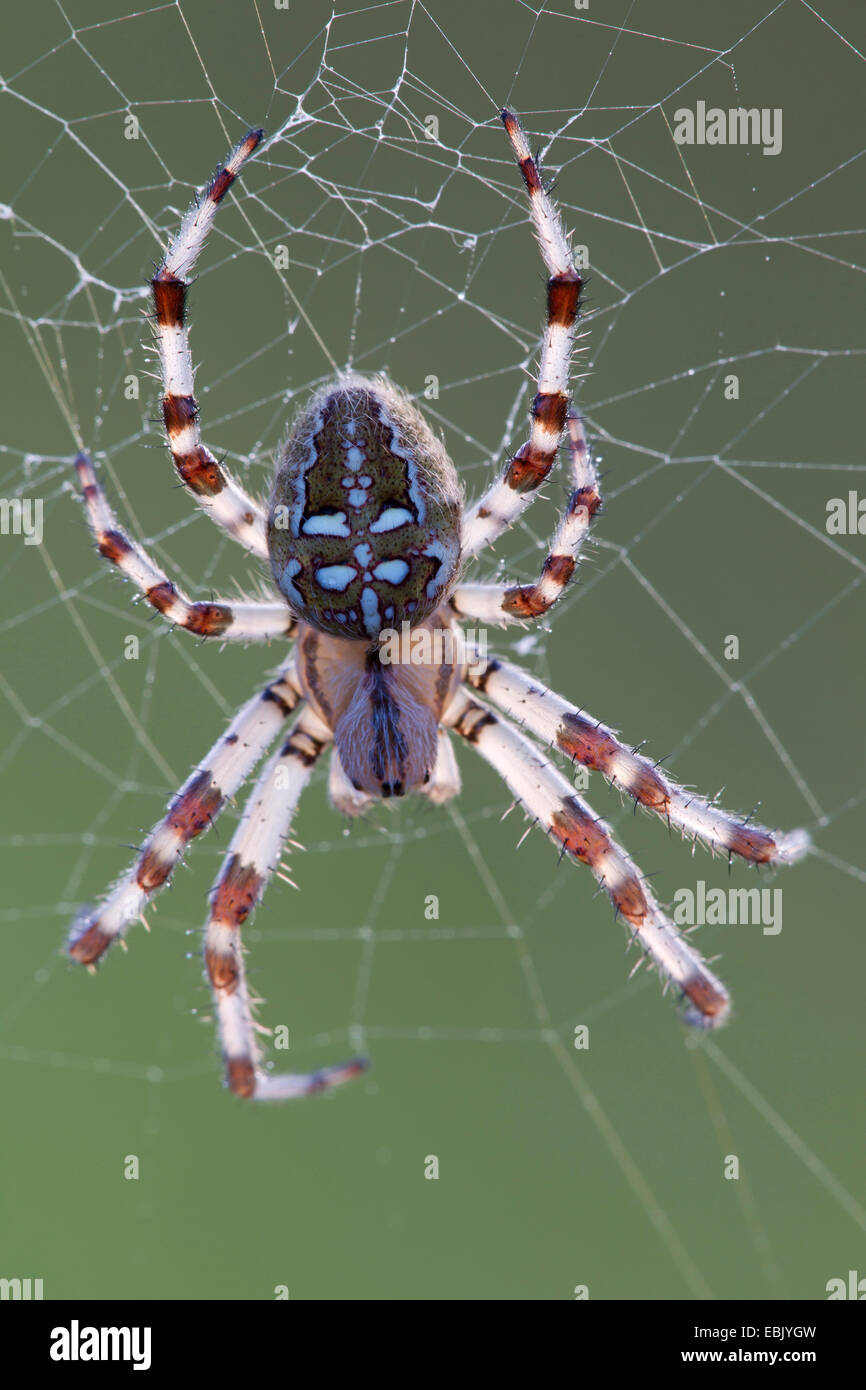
267 376 462 640
68 115 810 1102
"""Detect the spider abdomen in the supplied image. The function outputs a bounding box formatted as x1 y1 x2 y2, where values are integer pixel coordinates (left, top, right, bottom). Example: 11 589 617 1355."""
268 376 462 640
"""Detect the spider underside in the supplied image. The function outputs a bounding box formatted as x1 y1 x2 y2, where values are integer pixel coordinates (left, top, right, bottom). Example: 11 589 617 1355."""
68 117 809 1100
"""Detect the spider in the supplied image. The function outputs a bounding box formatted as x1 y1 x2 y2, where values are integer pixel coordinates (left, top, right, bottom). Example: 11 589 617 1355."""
69 114 810 1101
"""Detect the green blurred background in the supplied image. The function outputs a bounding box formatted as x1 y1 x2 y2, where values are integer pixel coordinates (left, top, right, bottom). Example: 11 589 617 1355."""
1 0 863 1300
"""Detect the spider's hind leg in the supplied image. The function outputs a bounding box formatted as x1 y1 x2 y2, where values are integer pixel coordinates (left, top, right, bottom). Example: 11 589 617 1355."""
203 706 368 1099
452 413 600 627
445 687 732 1028
67 670 301 965
464 651 811 867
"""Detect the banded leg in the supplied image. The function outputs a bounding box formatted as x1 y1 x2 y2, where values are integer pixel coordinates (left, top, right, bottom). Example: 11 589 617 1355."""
151 128 269 558
445 688 731 1027
453 413 599 624
466 653 810 866
76 455 295 642
204 707 368 1099
462 111 583 559
68 672 300 965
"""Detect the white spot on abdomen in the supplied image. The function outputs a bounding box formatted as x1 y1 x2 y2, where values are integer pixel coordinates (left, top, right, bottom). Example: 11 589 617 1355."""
423 539 449 595
373 559 410 585
302 511 350 537
315 564 357 592
370 506 413 533
279 558 303 604
361 586 381 635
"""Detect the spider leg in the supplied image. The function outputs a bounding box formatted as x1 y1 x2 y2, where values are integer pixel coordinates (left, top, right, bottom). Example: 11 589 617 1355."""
465 651 810 866
462 111 583 560
328 745 375 817
422 727 462 806
151 128 269 558
68 670 300 965
444 687 731 1027
203 705 367 1099
452 413 599 624
76 454 295 642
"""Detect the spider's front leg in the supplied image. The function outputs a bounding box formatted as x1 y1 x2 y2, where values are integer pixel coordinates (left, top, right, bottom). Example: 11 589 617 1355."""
444 688 731 1027
151 127 269 558
203 706 368 1099
462 111 584 561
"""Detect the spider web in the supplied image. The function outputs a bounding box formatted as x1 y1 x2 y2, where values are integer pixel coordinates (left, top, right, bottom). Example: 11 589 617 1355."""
0 0 864 1300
